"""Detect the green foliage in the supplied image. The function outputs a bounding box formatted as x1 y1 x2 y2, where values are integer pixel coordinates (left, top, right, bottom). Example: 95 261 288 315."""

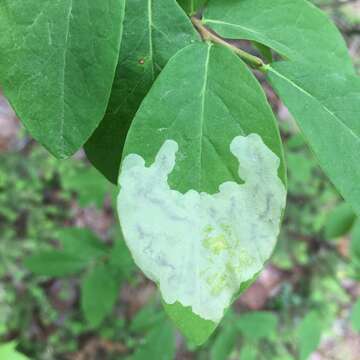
129 321 175 360
350 221 360 274
0 0 125 158
25 251 89 277
81 263 120 328
210 325 237 360
351 298 360 332
122 42 286 193
57 228 108 260
60 165 112 208
268 64 360 216
296 312 323 360
121 41 285 340
324 202 356 239
0 342 29 360
236 311 278 340
85 0 199 183
25 227 135 328
203 0 354 72
178 0 207 15
163 302 217 346
0 128 357 360
1 0 359 352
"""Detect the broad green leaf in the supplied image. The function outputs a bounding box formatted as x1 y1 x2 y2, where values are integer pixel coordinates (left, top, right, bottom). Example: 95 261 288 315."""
118 43 286 343
203 0 354 73
129 321 175 360
296 312 322 360
57 228 108 261
25 251 88 277
351 298 360 332
268 62 360 216
81 264 119 328
122 43 286 191
324 202 356 239
0 342 30 360
177 0 207 14
85 0 199 183
0 0 125 158
236 311 278 340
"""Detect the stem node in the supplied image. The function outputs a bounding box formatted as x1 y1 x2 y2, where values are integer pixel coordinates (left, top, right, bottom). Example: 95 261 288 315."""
191 17 265 69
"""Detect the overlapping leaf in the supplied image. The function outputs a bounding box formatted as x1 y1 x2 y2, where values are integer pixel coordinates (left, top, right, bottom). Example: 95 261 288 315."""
85 0 199 183
0 0 125 158
177 0 207 14
268 62 360 216
203 0 354 73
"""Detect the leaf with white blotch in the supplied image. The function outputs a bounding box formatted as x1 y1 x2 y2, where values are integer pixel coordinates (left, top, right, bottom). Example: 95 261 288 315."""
203 0 354 73
268 62 360 216
117 42 286 343
0 0 125 158
85 0 199 183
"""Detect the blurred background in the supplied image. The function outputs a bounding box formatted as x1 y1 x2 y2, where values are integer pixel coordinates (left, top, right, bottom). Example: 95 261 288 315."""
1 1 360 359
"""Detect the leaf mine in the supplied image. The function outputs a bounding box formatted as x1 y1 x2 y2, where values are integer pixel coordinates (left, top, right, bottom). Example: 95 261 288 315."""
117 133 286 322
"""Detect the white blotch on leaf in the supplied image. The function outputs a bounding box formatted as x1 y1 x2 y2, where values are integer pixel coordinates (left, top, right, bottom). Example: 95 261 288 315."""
117 134 286 322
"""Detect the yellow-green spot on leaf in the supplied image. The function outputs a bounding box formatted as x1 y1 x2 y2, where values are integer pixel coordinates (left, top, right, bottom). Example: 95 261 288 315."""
203 233 229 255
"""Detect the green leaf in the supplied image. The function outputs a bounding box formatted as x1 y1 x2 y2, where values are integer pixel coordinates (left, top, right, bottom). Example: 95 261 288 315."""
61 164 112 208
324 202 356 239
85 0 199 183
118 42 286 343
109 234 135 279
130 302 166 333
210 325 237 360
129 321 175 360
0 0 125 158
236 311 278 340
0 342 30 360
57 228 108 261
268 62 360 216
163 302 217 346
122 43 286 191
252 42 273 63
177 0 207 14
203 0 354 73
296 311 322 360
25 251 88 277
81 263 119 328
239 344 258 360
350 221 360 264
351 298 360 332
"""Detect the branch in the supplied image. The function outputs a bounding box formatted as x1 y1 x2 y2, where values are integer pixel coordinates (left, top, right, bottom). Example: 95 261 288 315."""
191 17 266 70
